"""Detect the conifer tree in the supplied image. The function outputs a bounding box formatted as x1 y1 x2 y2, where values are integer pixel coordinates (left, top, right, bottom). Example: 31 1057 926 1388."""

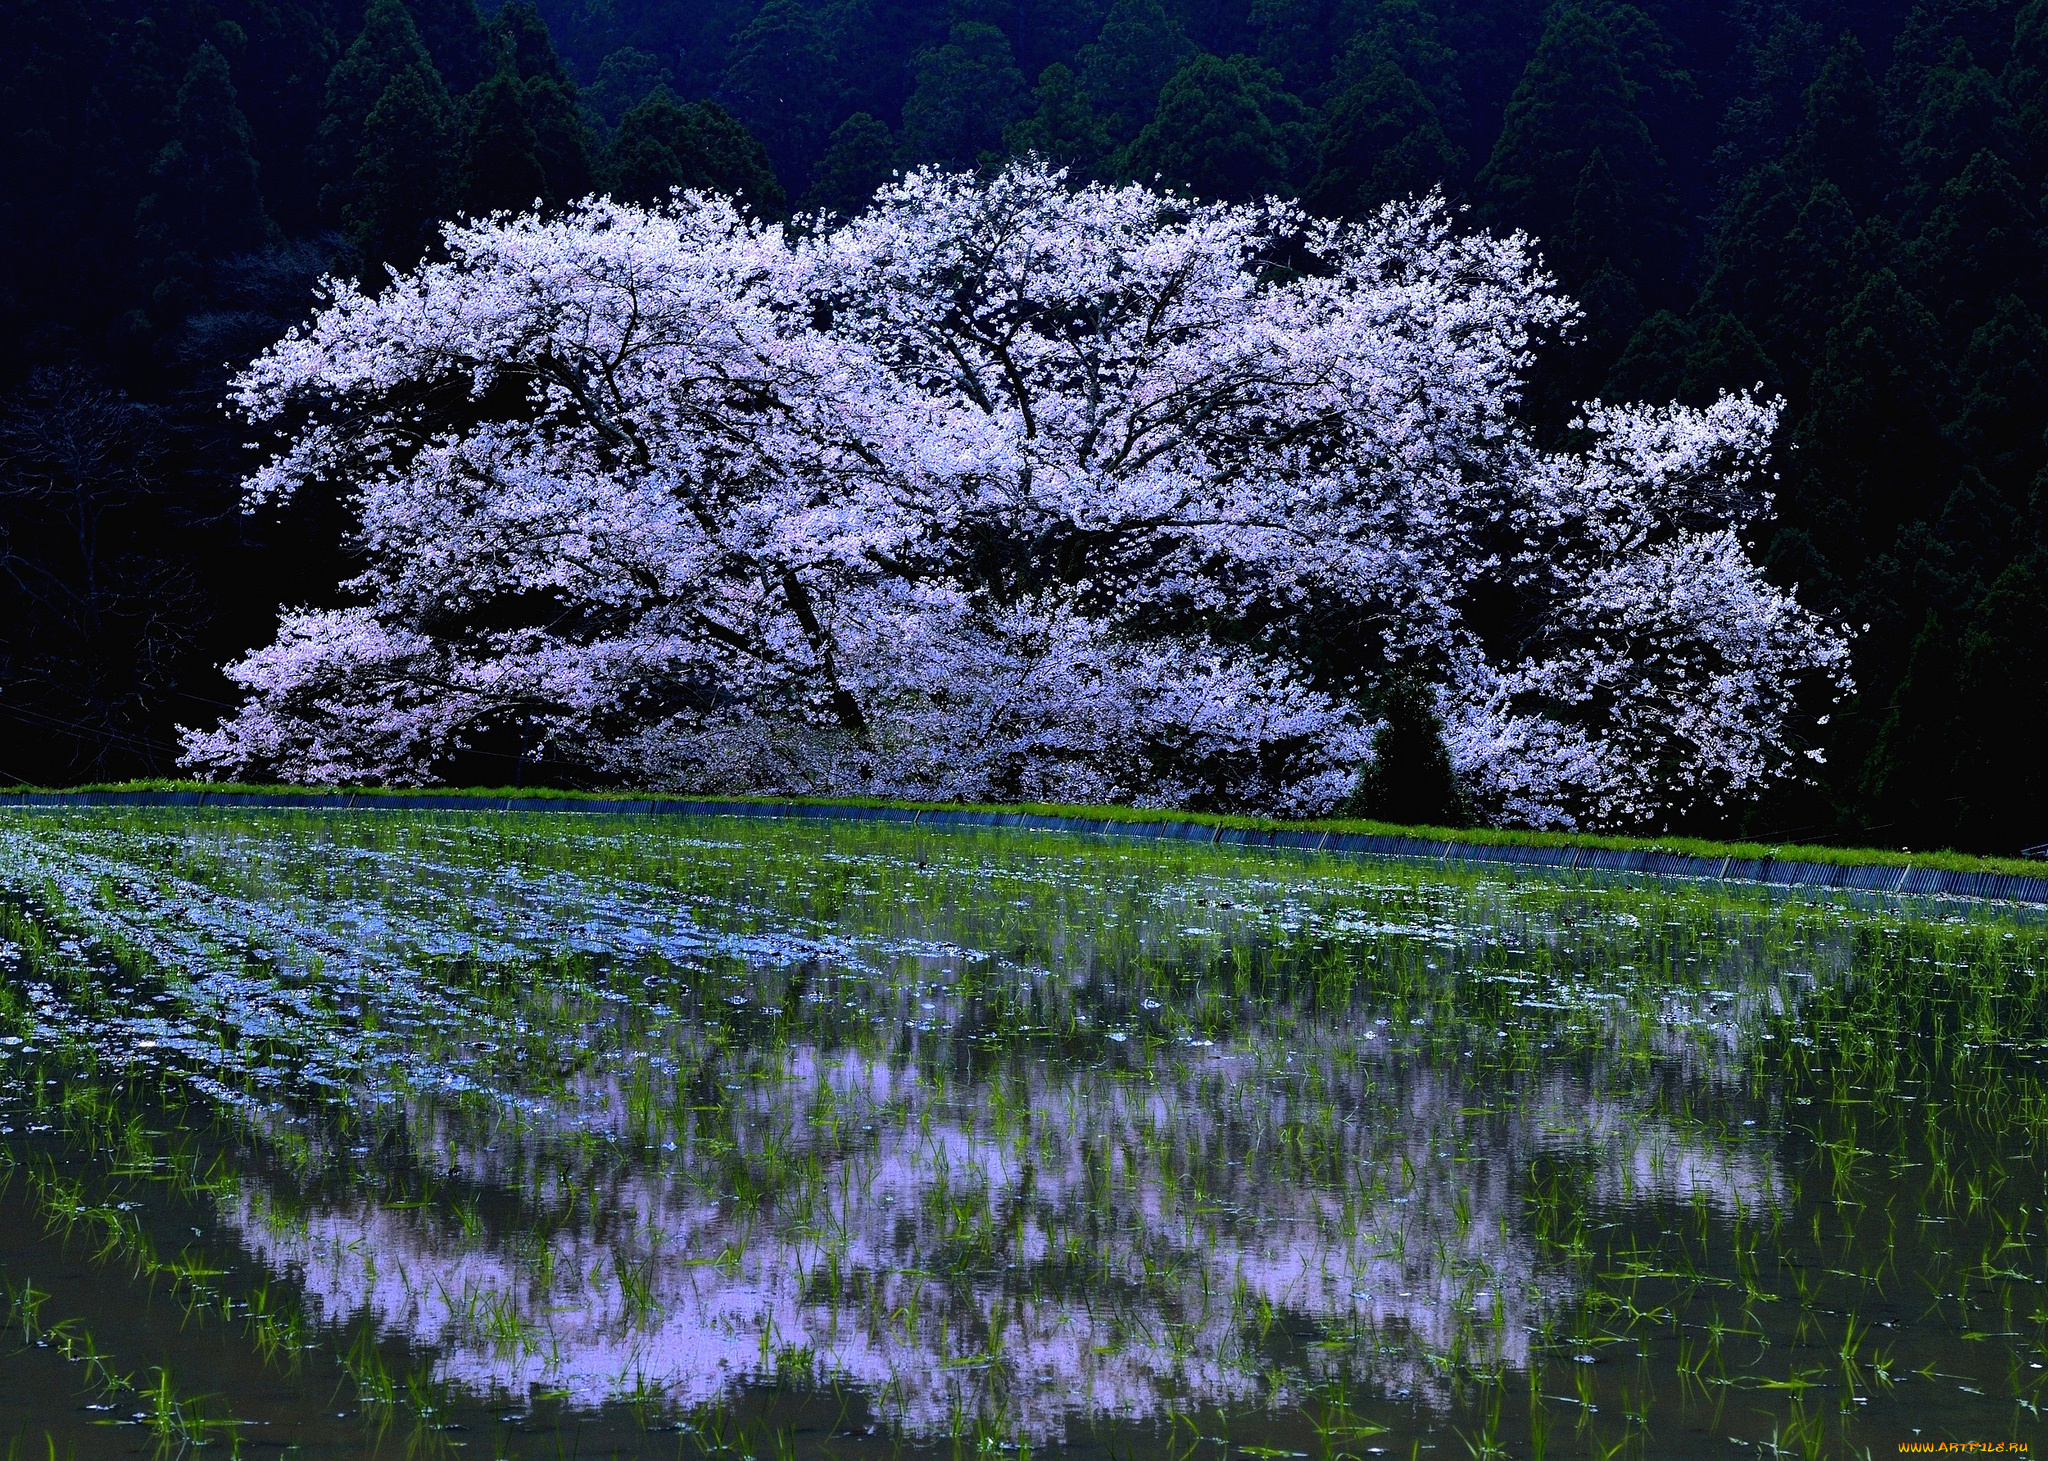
587 48 672 131
1860 610 1962 848
228 3 347 234
350 61 457 268
1477 3 1684 297
523 76 597 203
317 0 437 225
1307 58 1463 216
2006 0 2048 176
140 43 274 266
1701 168 1861 385
1076 0 1197 144
1952 556 2048 851
1895 37 2014 213
459 68 548 216
1349 0 1465 142
1561 146 1641 288
1714 12 1828 187
1123 53 1311 201
1680 312 1781 404
491 1 574 88
1601 309 1697 403
1346 676 1470 828
1790 267 1955 574
1910 148 2040 333
900 22 1028 168
603 88 787 213
1005 64 1114 171
722 0 837 192
487 3 595 206
1787 33 1893 215
1887 0 2013 120
805 113 896 215
411 0 490 92
1953 295 2048 493
1250 0 1357 105
996 0 1100 84
1476 2 1690 408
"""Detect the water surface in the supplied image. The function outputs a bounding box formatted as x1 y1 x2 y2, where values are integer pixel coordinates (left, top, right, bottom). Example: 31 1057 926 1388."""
0 809 2040 1457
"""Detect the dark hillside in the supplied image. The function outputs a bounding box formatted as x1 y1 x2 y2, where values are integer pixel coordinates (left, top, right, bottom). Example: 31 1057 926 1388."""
4 0 2045 853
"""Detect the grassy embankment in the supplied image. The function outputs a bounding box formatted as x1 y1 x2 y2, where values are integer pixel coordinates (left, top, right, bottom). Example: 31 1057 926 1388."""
22 779 2046 878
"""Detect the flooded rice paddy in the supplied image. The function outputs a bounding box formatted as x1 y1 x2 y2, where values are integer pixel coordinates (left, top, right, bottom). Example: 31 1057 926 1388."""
0 810 2042 1459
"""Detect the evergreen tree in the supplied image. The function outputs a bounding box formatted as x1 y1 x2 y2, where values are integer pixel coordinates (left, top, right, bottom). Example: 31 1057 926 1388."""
1475 1 1691 411
1005 63 1114 170
900 22 1029 168
1887 0 2013 112
459 68 548 215
522 75 597 203
1714 13 1827 189
487 4 595 204
1 0 169 359
350 61 458 268
1123 53 1312 202
1679 311 1781 403
1602 308 1696 403
805 112 895 214
1952 294 2048 494
603 88 787 212
1431 0 1545 157
317 0 438 225
1860 609 1962 848
990 0 1102 84
722 0 838 192
491 1 575 88
1786 32 1893 215
1762 526 1847 617
1250 0 1364 105
138 43 274 271
1699 168 1861 386
1342 0 1464 141
1951 556 2048 850
1895 36 2014 211
1790 266 1955 575
823 0 946 129
1703 37 1892 393
1909 148 2041 333
1346 675 1470 827
1076 0 1198 144
2006 0 2048 177
411 0 490 92
1307 57 1463 216
1589 2 1696 149
587 48 673 131
1477 2 1685 301
228 1 346 234
1558 146 1646 337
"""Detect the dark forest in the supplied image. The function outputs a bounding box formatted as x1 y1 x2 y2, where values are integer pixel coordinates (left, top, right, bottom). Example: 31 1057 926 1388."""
4 0 2046 851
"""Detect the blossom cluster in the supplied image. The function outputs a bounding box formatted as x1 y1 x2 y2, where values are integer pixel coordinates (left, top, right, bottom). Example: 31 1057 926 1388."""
183 163 1850 827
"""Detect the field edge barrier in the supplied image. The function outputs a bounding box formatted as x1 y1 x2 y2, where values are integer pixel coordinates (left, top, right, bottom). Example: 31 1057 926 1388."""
6 789 2047 906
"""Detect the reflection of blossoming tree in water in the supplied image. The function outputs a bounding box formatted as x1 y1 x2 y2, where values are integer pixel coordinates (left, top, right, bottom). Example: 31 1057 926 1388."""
0 811 1800 1441
221 1041 1781 1439
183 163 1848 830
224 912 1783 1442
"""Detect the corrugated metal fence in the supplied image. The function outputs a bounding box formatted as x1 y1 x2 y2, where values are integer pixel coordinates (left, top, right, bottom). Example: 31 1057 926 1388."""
8 790 2047 905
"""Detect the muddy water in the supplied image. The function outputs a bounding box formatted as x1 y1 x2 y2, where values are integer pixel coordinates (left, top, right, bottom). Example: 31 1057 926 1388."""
0 808 2040 1458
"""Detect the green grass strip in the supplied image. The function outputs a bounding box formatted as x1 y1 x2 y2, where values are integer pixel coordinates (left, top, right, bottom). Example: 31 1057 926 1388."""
12 779 2046 879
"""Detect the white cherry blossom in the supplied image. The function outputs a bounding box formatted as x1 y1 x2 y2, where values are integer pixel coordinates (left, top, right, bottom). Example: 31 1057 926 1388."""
183 163 1850 828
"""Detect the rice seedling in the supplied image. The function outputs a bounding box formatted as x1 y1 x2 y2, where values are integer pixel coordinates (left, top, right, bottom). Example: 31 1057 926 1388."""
1 806 2046 1455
